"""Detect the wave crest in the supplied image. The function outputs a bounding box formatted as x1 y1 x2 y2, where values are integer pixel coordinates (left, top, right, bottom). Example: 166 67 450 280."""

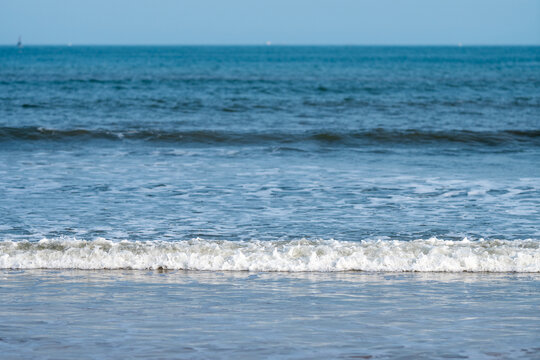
1 238 538 272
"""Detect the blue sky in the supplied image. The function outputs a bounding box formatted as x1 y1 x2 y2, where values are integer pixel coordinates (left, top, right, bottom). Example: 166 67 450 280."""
1 0 539 45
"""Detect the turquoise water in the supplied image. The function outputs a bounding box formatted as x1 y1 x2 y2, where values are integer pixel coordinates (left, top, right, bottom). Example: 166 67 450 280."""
0 46 539 357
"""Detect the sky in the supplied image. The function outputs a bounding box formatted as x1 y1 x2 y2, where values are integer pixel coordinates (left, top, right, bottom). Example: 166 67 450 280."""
1 0 539 45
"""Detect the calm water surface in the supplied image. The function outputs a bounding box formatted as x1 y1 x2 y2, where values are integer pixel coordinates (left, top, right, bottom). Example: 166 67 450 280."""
1 270 539 360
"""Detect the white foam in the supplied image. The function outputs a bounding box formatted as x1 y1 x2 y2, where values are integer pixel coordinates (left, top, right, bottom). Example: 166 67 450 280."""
0 238 538 272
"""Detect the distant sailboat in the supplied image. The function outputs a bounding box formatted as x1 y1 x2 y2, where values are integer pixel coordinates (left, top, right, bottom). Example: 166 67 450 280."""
17 36 22 49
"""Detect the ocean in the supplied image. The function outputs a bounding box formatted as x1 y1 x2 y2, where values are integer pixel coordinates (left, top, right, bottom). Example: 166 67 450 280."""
0 46 539 359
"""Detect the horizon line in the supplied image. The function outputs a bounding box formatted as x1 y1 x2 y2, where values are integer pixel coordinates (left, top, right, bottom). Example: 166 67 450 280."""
2 43 539 47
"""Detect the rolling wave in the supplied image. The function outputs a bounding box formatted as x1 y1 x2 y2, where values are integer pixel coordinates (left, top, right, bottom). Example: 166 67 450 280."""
1 126 539 146
1 238 538 272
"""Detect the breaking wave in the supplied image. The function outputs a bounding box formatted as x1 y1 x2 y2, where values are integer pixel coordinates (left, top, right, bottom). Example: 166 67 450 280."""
1 238 538 272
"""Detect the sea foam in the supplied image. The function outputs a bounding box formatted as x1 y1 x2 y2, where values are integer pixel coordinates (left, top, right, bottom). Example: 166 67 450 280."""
1 238 538 272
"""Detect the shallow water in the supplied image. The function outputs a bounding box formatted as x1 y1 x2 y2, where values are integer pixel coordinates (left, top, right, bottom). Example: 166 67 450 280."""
1 270 539 359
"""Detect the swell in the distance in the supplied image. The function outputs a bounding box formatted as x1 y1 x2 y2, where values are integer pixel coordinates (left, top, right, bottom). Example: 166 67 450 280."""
0 126 539 147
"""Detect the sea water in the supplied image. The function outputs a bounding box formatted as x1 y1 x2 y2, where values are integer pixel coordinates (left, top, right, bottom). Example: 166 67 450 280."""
0 46 539 358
